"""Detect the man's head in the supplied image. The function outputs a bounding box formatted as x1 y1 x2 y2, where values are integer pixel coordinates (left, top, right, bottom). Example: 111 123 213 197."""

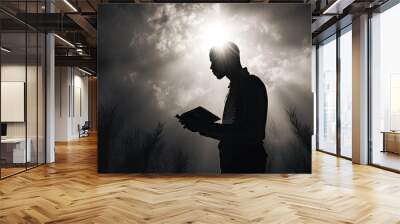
209 41 241 79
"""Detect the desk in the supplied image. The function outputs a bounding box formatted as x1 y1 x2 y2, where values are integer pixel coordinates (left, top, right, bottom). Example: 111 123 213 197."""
382 131 400 154
1 138 31 163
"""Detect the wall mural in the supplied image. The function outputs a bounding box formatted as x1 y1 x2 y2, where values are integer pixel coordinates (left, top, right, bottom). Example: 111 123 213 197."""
98 3 312 173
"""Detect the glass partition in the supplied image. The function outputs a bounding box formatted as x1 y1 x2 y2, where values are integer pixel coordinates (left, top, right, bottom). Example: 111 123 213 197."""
1 31 28 177
0 1 46 179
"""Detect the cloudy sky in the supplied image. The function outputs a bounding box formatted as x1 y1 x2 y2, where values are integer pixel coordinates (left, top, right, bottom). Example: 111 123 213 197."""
99 3 312 173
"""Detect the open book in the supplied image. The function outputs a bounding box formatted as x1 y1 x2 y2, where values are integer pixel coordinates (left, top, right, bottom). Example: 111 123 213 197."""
176 106 220 123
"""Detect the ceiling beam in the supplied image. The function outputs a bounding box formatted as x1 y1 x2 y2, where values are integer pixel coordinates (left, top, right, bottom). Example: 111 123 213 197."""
312 15 335 33
322 0 356 14
67 14 96 38
55 55 96 70
7 13 83 32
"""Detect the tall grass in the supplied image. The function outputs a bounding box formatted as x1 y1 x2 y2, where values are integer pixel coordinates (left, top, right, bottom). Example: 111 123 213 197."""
286 107 312 149
99 104 188 173
286 106 312 173
98 104 121 172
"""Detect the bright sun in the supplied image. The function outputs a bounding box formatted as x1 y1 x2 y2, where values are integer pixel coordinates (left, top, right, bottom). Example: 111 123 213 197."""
201 22 232 49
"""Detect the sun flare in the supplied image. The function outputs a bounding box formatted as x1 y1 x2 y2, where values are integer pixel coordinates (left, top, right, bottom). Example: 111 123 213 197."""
201 22 232 49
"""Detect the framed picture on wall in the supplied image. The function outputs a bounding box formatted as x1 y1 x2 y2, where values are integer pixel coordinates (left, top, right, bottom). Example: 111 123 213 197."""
98 3 313 174
1 81 25 122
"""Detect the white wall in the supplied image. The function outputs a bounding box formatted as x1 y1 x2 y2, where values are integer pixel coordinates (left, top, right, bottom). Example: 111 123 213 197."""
55 66 70 141
1 64 46 164
1 65 38 137
70 72 89 139
55 67 89 141
1 65 27 140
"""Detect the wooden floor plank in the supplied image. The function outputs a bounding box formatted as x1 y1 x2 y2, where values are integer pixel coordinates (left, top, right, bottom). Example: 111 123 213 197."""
0 135 400 223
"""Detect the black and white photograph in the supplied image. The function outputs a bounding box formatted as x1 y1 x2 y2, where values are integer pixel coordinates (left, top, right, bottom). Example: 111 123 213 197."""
98 3 312 173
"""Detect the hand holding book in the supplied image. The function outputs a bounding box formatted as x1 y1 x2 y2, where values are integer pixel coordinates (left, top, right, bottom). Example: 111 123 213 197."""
176 106 220 132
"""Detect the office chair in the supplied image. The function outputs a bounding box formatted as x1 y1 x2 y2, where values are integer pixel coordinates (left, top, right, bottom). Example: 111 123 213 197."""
79 121 90 138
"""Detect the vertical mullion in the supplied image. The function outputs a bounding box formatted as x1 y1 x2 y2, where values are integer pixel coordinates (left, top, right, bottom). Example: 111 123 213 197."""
44 0 47 164
44 35 47 164
316 44 320 151
336 30 341 157
36 0 39 167
25 0 28 171
367 12 373 165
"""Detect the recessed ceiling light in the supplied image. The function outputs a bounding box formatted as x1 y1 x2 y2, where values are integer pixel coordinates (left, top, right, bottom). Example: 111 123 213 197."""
54 34 75 48
78 67 93 76
1 47 11 53
63 0 78 12
322 0 354 15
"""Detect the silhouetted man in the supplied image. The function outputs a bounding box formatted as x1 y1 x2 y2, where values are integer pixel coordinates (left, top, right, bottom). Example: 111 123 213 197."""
180 41 268 173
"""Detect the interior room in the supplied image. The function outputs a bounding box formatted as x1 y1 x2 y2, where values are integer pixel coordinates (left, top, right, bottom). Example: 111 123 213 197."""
0 0 400 223
0 19 46 178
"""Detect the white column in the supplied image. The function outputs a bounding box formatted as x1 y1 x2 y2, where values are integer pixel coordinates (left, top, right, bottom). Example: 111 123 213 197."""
46 1 55 163
352 14 369 164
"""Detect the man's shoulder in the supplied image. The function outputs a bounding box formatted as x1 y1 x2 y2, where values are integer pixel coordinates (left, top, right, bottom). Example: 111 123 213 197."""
248 74 262 82
247 74 266 90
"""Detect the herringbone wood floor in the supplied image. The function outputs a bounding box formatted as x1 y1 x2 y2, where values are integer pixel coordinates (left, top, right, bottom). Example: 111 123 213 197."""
1 135 400 223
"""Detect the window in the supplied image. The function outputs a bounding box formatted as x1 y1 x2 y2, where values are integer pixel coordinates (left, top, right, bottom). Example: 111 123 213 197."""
316 24 353 159
339 27 352 158
370 2 400 171
317 35 337 154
